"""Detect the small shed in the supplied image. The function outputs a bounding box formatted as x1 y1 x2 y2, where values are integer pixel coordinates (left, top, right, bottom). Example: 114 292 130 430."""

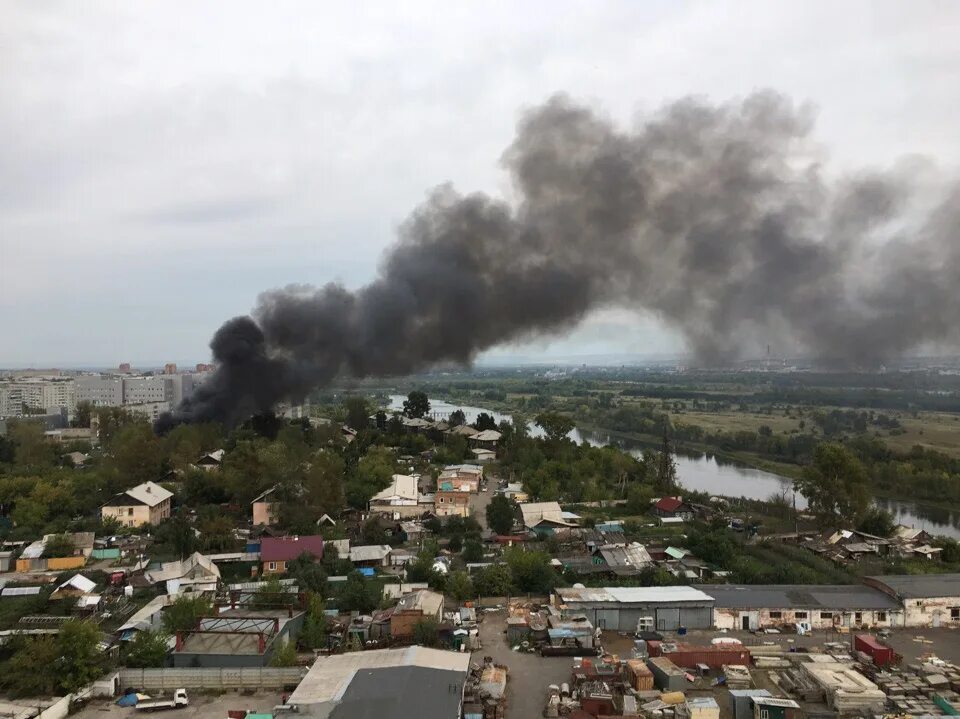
752 697 801 719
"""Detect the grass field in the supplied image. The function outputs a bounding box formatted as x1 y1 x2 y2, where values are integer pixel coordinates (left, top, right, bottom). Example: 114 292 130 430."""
880 412 960 457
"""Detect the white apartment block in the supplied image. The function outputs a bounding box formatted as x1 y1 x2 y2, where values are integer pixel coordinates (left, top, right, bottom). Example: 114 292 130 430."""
74 372 210 410
75 376 124 406
0 378 76 418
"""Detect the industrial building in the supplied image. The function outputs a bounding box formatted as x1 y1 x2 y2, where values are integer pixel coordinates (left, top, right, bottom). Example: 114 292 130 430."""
705 584 902 630
864 573 960 627
287 646 470 719
553 586 715 631
171 609 305 668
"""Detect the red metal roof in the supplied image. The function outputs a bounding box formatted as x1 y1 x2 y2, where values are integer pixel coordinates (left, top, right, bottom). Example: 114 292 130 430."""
655 497 684 512
260 535 324 562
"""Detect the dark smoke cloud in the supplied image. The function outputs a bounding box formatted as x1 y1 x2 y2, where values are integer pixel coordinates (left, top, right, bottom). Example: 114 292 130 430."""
157 90 960 430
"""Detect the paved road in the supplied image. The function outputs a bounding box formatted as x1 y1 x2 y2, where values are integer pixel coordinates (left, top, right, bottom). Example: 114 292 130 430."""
469 477 496 530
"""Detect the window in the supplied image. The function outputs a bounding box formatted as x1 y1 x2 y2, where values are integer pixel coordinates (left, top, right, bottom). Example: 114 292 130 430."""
877 612 887 622
769 611 782 619
128 508 134 516
951 607 960 620
855 612 862 622
794 612 808 619
820 612 833 620
267 562 276 571
760 711 769 719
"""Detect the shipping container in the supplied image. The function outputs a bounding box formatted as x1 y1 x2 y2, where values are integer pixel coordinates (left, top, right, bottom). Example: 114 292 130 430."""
647 657 687 691
853 634 894 667
625 659 655 691
688 696 720 719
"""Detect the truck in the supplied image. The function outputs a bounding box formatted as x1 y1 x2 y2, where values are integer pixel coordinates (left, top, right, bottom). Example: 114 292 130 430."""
135 689 189 712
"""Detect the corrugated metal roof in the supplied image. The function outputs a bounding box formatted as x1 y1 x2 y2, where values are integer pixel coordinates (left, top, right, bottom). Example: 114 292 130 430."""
556 586 714 604
868 573 960 599
705 584 899 610
1 586 42 597
370 474 418 502
289 646 470 705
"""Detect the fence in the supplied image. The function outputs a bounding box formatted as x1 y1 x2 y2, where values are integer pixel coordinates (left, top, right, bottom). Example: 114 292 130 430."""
118 667 307 691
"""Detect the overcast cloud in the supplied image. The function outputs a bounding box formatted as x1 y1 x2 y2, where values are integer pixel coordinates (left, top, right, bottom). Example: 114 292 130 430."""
2 1 959 367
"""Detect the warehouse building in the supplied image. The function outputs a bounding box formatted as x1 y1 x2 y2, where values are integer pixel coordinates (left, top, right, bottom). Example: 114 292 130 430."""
864 573 960 627
171 609 305 668
553 586 714 632
705 584 901 631
288 646 470 719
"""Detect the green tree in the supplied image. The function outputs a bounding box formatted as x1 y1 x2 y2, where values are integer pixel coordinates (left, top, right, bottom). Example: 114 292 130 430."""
339 571 380 613
286 552 328 594
473 413 497 431
269 640 298 667
299 594 329 650
857 508 896 537
104 423 164 490
485 494 515 535
163 594 212 634
461 538 484 563
303 452 345 516
505 548 556 593
125 629 170 668
794 443 871 526
535 412 575 442
346 448 395 508
412 618 440 647
402 391 431 419
71 401 93 429
343 397 371 431
8 422 57 469
474 563 513 598
448 409 466 427
447 571 474 601
0 636 60 697
154 513 196 558
55 619 107 693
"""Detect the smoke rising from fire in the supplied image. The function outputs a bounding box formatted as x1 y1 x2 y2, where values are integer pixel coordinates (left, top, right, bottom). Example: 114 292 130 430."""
157 90 960 430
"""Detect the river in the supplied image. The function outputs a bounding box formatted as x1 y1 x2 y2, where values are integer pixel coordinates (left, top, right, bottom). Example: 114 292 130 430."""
386 395 960 538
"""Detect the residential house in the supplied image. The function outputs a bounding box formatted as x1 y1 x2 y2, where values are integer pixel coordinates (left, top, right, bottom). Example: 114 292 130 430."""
596 543 653 577
349 544 392 568
447 424 479 440
469 429 502 450
101 481 173 527
435 489 470 518
519 501 580 536
252 486 280 526
472 448 496 463
260 535 324 576
390 589 444 638
51 573 102 614
368 474 422 519
893 525 933 544
194 449 225 471
438 464 483 493
501 482 529 502
144 551 221 592
652 496 694 521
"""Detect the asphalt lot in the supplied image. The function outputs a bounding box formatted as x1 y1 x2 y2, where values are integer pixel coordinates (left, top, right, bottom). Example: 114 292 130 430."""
74 692 285 719
468 479 496 530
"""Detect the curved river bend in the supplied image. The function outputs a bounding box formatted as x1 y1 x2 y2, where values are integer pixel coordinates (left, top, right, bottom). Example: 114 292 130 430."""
387 396 960 538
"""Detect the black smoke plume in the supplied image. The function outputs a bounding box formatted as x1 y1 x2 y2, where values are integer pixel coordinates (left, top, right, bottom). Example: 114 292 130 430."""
156 90 960 431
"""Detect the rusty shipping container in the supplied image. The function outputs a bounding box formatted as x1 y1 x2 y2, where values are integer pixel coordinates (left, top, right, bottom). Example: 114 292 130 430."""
648 641 751 669
853 634 894 667
624 659 655 691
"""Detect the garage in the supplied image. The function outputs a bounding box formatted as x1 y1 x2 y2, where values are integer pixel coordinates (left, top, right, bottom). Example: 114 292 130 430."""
553 587 715 633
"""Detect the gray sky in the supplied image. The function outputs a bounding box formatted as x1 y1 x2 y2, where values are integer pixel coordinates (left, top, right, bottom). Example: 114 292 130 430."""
2 1 959 367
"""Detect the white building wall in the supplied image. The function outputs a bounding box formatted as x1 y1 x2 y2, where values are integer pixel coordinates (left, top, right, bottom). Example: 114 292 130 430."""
76 376 124 406
713 607 899 631
902 597 960 627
